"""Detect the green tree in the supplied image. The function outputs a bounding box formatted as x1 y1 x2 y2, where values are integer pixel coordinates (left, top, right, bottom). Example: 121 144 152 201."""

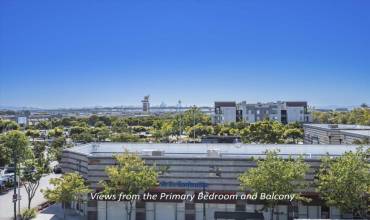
71 131 94 143
160 121 177 137
49 137 66 162
178 107 211 127
61 118 73 127
25 129 40 141
1 131 30 219
96 126 110 141
316 148 370 218
101 152 158 220
69 126 88 136
32 142 47 163
313 108 370 126
2 130 30 163
283 128 303 144
352 138 370 145
110 133 140 142
35 120 51 130
48 128 64 138
0 119 19 132
42 172 91 220
185 124 214 138
0 134 12 166
239 150 309 220
112 118 129 133
241 120 285 144
22 158 46 209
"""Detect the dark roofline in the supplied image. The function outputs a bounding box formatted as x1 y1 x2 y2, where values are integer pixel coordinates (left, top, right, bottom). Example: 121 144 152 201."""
286 101 307 107
215 102 236 107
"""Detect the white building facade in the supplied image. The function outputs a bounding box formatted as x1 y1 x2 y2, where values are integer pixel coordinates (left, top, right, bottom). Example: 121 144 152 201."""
60 143 365 220
213 101 312 124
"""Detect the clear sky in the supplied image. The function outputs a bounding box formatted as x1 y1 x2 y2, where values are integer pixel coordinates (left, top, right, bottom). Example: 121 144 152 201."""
1 0 369 108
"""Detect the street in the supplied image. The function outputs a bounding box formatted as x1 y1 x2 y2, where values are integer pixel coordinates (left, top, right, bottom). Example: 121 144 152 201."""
0 173 60 220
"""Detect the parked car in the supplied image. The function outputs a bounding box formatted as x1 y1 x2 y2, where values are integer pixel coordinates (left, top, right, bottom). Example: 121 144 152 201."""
0 176 5 189
2 173 15 182
53 165 62 174
4 167 15 174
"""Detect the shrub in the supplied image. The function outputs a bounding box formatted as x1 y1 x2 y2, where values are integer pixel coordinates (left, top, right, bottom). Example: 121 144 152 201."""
21 208 37 220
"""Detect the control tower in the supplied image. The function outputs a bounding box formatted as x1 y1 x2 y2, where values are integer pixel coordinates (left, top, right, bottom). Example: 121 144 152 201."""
142 95 150 113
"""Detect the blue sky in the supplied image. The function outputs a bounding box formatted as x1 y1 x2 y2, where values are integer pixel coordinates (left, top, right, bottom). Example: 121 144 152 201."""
1 0 369 108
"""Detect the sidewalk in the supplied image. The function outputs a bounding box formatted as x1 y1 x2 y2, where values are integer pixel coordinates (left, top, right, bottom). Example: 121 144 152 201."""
0 174 61 220
35 204 84 220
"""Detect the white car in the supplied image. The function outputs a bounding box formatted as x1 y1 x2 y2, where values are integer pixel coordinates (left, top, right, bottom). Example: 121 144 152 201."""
2 173 15 182
0 176 5 187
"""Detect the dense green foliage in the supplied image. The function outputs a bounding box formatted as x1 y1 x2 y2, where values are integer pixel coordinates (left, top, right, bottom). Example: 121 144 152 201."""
0 119 19 132
239 150 309 219
20 208 37 220
0 130 30 166
101 151 158 220
22 158 47 209
42 172 91 220
316 148 370 218
0 109 306 165
313 107 370 125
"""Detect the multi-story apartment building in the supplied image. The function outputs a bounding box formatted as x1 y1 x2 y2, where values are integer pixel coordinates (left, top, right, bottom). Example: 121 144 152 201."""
303 124 370 144
212 102 239 124
61 143 367 220
213 101 312 124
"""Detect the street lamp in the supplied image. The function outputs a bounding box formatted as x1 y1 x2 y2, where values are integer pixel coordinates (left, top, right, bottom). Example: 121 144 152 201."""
12 150 17 220
193 105 196 143
202 184 206 220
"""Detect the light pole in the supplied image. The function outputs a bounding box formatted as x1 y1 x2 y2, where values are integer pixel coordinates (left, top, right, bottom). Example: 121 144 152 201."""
193 105 196 143
202 184 206 220
12 151 17 220
17 176 21 218
178 100 182 142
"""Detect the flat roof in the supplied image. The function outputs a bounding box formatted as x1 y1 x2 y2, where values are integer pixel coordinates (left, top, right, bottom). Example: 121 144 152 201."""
65 143 368 159
341 130 370 137
304 124 370 130
214 102 236 107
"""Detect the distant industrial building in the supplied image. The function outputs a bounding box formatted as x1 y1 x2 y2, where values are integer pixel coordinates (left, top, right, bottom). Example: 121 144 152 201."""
142 95 150 113
213 101 312 124
303 124 370 144
61 143 367 220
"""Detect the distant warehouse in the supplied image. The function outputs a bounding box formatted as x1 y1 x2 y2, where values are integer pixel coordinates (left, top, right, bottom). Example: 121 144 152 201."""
303 124 370 144
61 142 365 220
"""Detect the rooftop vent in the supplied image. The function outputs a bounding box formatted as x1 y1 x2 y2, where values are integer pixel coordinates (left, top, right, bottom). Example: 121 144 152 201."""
207 149 222 157
91 143 100 152
141 149 164 156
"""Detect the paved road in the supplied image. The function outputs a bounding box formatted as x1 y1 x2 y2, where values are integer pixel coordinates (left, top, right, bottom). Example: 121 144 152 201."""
0 173 61 220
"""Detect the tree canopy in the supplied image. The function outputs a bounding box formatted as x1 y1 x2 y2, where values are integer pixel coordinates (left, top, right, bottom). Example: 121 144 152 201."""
316 148 370 218
42 172 91 219
101 151 158 220
239 150 309 219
